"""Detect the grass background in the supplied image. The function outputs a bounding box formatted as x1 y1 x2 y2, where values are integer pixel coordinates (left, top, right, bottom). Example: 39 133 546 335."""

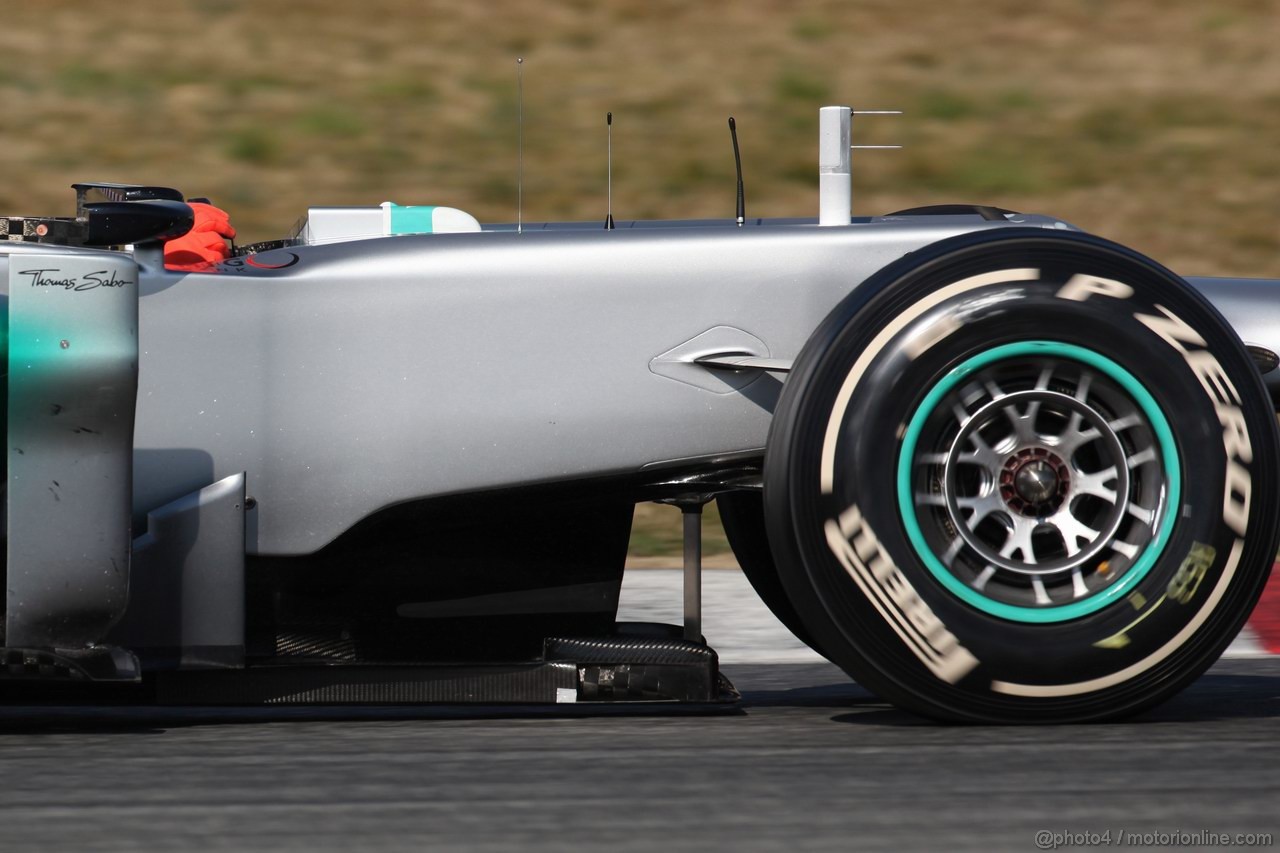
2 0 1277 560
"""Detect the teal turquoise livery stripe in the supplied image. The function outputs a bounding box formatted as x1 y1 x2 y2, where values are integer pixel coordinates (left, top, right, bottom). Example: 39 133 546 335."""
388 204 436 235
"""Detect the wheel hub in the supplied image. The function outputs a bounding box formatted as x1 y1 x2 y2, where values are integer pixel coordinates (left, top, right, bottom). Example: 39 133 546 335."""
1001 448 1069 516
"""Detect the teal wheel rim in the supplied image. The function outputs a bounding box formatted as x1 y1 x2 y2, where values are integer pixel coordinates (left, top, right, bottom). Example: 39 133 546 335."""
895 341 1180 623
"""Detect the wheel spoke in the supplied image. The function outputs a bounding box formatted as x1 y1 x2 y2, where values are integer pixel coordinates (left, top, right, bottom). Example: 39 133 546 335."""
1046 507 1100 557
972 564 997 591
961 433 1003 473
1071 566 1089 598
1024 367 1053 425
1108 413 1142 432
999 517 1038 564
961 383 988 409
1030 576 1051 605
914 490 946 508
956 492 1005 527
1004 403 1040 445
1057 420 1102 458
1126 446 1157 469
1126 503 1156 526
1110 539 1140 560
1074 466 1119 503
1074 370 1093 402
940 535 965 568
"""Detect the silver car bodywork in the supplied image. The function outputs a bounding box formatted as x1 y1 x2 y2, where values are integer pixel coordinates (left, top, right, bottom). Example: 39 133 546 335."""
139 216 1069 555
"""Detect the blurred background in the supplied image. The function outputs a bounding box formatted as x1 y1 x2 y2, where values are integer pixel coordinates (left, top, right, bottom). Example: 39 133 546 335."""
2 0 1276 562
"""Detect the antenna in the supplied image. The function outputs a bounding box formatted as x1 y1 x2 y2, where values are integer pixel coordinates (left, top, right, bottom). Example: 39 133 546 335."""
605 112 615 230
516 57 524 234
728 116 745 226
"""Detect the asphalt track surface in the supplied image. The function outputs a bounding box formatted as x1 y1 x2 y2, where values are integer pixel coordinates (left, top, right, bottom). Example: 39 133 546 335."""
2 658 1278 853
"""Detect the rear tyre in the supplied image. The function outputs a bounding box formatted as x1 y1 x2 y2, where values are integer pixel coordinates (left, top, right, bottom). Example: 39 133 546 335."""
763 228 1280 723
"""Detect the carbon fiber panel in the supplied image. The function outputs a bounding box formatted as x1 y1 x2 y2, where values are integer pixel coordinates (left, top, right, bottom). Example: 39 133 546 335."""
157 662 577 705
545 635 716 665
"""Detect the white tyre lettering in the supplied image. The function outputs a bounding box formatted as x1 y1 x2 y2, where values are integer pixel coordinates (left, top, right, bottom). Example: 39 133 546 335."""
1136 304 1252 538
1134 304 1207 352
825 504 979 684
1219 403 1254 465
1186 349 1242 407
1056 273 1134 302
1223 460 1251 538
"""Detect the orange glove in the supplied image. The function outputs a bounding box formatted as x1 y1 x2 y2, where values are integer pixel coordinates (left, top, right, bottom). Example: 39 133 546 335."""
164 201 236 270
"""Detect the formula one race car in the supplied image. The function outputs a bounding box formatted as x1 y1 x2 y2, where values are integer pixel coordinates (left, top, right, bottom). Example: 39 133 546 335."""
3 105 1277 723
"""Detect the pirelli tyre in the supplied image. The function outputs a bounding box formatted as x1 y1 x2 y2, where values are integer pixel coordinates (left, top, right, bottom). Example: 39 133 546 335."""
763 228 1280 723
